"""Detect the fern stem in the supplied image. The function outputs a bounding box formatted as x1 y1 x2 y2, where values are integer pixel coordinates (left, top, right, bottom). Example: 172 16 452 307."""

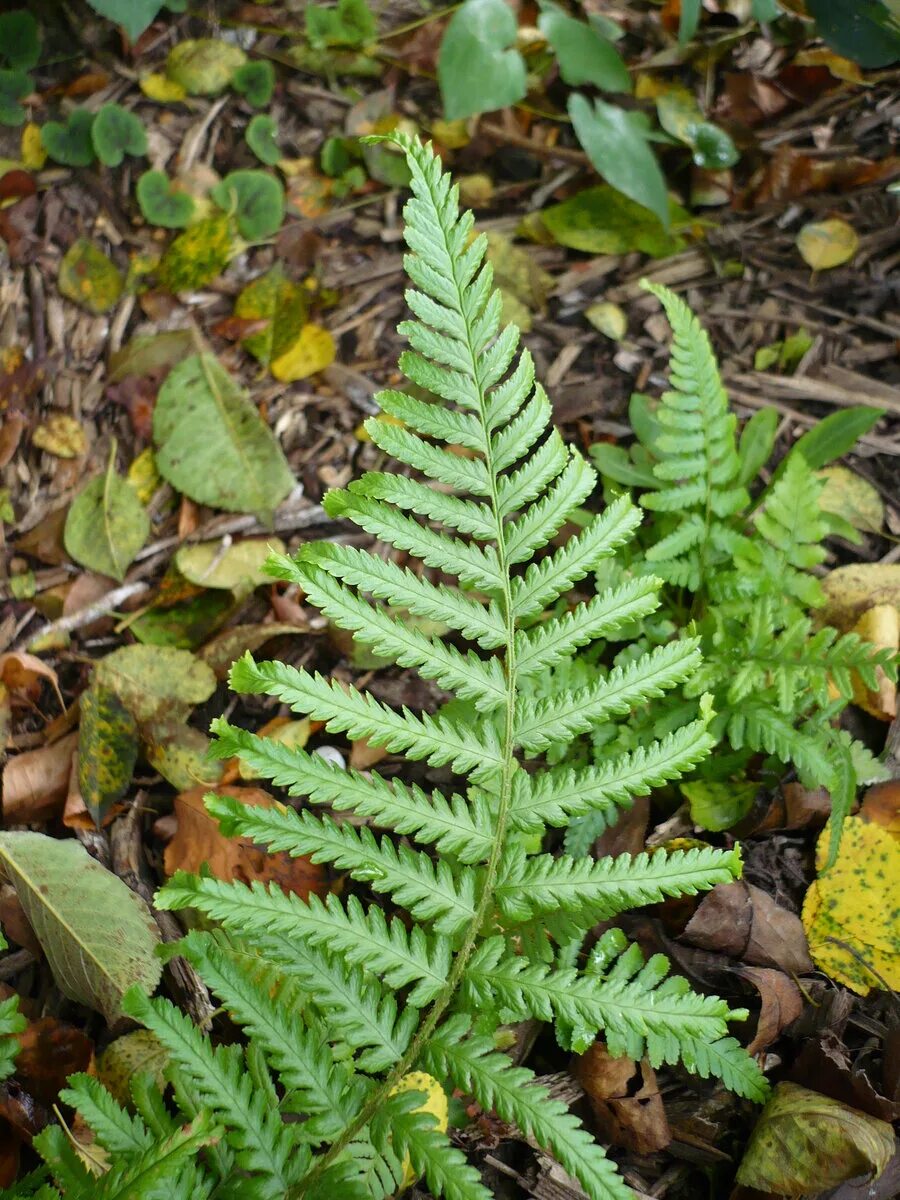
288 150 521 1197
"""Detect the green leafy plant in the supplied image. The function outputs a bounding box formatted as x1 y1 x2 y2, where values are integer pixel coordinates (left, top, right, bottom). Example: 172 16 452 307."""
41 109 96 166
589 282 896 867
43 135 766 1200
91 102 147 167
0 10 39 126
211 169 284 240
136 169 196 228
232 59 276 107
85 0 187 43
306 0 376 49
246 114 281 166
437 0 737 227
0 932 25 1084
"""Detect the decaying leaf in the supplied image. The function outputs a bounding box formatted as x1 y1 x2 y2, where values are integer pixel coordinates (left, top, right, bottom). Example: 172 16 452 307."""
77 683 139 825
166 38 246 95
683 879 813 975
143 722 223 792
163 785 327 900
802 816 900 994
158 215 235 292
32 415 87 459
175 537 284 591
821 564 900 631
797 218 859 270
233 266 308 366
817 466 884 534
576 1042 670 1155
198 622 308 678
0 832 162 1023
540 185 687 257
0 651 63 709
737 1082 894 1196
153 353 294 523
94 643 216 723
485 232 553 333
270 323 336 381
1 732 78 824
98 1030 168 1106
58 239 123 314
851 605 898 720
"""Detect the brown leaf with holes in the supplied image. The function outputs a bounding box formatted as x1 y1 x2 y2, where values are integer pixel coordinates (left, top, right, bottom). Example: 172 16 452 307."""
163 785 328 899
576 1041 670 1155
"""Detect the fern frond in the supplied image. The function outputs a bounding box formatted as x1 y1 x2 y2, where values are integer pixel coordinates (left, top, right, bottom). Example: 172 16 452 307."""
0 989 25 1082
60 1074 153 1155
677 1035 770 1102
348 472 498 540
503 449 597 564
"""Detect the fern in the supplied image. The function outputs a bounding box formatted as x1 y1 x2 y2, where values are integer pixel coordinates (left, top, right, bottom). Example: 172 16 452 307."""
590 282 897 865
46 136 766 1200
0 932 25 1084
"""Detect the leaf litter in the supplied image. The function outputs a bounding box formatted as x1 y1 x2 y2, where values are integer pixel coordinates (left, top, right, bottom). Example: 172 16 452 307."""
1 2 899 1196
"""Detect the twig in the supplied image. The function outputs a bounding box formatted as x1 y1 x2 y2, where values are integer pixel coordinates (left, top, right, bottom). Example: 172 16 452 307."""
133 500 331 563
19 581 150 650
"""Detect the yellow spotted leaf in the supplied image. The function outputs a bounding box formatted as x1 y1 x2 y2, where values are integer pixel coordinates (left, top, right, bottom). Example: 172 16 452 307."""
797 218 859 271
32 415 87 459
270 323 336 381
20 122 46 170
166 39 246 96
127 447 162 505
802 816 900 994
821 563 900 631
388 1071 448 1192
99 1031 168 1106
817 466 884 533
78 683 139 826
58 239 124 314
158 215 235 293
234 267 308 367
140 72 188 103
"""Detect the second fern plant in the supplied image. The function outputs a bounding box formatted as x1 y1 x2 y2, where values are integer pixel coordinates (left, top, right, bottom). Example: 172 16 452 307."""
35 136 767 1200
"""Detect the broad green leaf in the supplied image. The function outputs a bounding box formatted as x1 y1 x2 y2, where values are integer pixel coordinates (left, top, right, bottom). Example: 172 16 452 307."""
246 113 281 165
211 169 284 240
153 353 294 522
41 109 95 165
64 451 149 581
569 94 670 227
232 59 275 107
807 0 900 68
58 239 123 313
737 1081 894 1194
541 184 685 256
589 443 659 488
175 536 286 590
129 590 234 649
0 10 40 71
681 779 758 832
655 85 738 169
678 0 702 43
438 0 527 120
306 0 377 48
136 169 196 228
94 643 216 722
0 69 30 125
166 38 246 94
737 407 778 486
0 831 162 1023
91 103 147 167
78 682 139 824
84 0 165 43
538 4 631 92
782 406 884 474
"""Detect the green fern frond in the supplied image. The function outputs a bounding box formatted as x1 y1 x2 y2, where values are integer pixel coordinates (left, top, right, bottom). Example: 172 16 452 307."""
59 1074 153 1154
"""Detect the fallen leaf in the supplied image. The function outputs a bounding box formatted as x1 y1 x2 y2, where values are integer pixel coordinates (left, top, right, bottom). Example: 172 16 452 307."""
157 215 235 293
77 683 139 826
682 779 759 832
270 323 336 381
821 564 900 631
683 880 814 974
0 832 162 1023
738 966 803 1055
797 218 859 270
850 605 898 720
14 1017 93 1105
1 732 78 824
198 622 307 678
175 537 285 591
19 123 45 171
233 266 308 367
485 232 553 333
143 722 223 792
792 46 865 84
129 590 235 650
817 466 884 533
802 816 900 995
63 450 150 582
166 38 246 95
153 353 295 524
139 72 188 102
859 781 900 841
585 302 627 341
736 1082 894 1196
98 1030 167 1105
94 643 216 723
576 1042 670 1155
739 148 899 207
163 785 327 900
541 185 688 257
58 239 124 314
108 329 195 382
32 415 87 459
788 1033 900 1124
0 652 63 709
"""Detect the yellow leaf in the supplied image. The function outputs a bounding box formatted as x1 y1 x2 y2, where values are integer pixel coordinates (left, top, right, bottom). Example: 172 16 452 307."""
355 411 404 442
270 324 335 381
58 239 124 314
816 466 883 533
585 301 628 341
20 122 46 170
234 267 307 367
793 47 865 84
127 448 161 505
32 415 87 459
821 563 900 631
796 218 859 270
851 604 898 720
388 1071 448 1192
430 118 471 149
802 816 900 994
139 73 188 103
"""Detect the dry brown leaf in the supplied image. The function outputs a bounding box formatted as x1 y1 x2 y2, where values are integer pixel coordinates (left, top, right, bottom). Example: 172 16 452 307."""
575 1042 670 1155
0 653 63 710
1 732 78 823
163 785 328 899
738 966 803 1055
859 781 900 842
682 880 813 975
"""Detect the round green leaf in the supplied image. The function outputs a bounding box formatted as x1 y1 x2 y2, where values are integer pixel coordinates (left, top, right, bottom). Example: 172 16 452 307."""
41 108 95 165
0 68 30 126
166 38 246 95
246 113 281 165
78 682 139 825
84 0 166 44
538 5 631 93
91 102 147 167
231 59 275 107
153 353 294 522
0 831 162 1024
0 11 40 71
64 456 149 580
136 169 196 228
211 170 284 240
438 0 527 120
569 95 670 228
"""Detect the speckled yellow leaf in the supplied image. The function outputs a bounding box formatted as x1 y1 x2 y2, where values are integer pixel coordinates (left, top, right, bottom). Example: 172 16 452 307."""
20 122 46 170
158 214 235 293
99 1030 168 1106
127 447 161 505
32 415 87 459
816 466 883 533
234 266 308 367
851 604 898 720
140 72 188 103
270 323 335 381
802 816 900 994
821 564 900 631
58 239 124 314
797 218 859 271
78 682 139 825
389 1071 448 1191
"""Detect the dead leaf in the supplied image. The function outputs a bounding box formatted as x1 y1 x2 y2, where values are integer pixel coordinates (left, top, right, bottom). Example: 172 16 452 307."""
789 1034 900 1124
737 1082 894 1196
740 148 899 208
199 622 307 679
0 653 63 709
14 1017 93 1105
575 1041 670 1155
1 732 78 823
859 781 900 842
163 785 328 900
77 684 139 826
682 880 813 975
797 218 859 270
802 816 900 995
851 605 897 720
821 564 900 631
32 415 87 460
738 966 803 1055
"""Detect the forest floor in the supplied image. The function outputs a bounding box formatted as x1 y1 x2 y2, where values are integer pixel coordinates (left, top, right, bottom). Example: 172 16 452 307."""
0 3 899 1198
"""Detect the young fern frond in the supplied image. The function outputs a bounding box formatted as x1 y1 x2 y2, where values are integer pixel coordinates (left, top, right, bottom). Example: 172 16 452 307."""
58 136 762 1200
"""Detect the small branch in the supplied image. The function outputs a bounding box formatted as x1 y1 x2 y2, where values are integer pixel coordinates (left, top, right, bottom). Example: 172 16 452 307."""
20 580 150 651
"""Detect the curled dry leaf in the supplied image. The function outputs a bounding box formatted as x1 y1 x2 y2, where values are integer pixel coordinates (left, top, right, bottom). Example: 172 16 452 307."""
736 1082 894 1197
738 966 804 1055
575 1041 670 1155
163 785 328 900
1 731 78 824
0 652 63 709
682 880 814 975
